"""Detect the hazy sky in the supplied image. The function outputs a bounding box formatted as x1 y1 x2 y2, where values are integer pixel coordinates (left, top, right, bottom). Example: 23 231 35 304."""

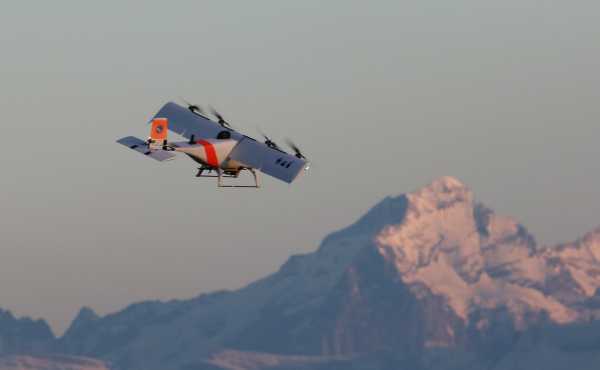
1 1 599 334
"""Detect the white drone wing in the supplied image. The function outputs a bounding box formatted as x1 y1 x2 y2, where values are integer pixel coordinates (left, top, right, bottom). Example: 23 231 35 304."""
116 136 176 162
228 137 307 183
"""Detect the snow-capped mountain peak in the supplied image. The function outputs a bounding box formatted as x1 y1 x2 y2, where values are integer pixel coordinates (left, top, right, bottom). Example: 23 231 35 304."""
376 177 482 277
375 177 586 326
406 176 473 214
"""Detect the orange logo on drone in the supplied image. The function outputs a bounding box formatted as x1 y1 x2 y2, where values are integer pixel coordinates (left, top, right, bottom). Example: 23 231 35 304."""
150 118 168 140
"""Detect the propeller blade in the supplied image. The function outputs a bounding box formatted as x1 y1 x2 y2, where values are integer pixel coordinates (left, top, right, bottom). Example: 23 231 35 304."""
179 97 204 115
209 105 224 122
257 127 281 149
179 96 192 106
285 138 306 159
209 106 233 129
257 127 271 142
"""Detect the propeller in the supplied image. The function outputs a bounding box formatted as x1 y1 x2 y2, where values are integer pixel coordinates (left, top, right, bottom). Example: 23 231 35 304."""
285 138 307 160
257 127 280 149
179 97 204 115
209 106 234 129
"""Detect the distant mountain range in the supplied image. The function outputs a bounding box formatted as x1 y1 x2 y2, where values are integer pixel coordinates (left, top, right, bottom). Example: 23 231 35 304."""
0 309 53 355
2 177 600 370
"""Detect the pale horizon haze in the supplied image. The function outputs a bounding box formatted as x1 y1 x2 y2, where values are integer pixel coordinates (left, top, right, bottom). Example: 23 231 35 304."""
1 1 599 334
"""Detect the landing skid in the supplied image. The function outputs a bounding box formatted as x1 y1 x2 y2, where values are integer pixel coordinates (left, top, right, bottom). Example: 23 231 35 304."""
196 167 260 188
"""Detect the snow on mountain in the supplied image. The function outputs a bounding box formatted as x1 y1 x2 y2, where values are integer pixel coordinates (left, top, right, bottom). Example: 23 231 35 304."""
375 176 578 328
542 228 600 300
0 355 109 370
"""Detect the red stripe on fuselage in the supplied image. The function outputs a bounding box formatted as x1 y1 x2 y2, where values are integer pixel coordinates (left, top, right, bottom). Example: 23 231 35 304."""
197 139 219 167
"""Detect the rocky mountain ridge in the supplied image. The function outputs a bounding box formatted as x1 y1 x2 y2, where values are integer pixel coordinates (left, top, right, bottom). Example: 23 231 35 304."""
0 309 54 356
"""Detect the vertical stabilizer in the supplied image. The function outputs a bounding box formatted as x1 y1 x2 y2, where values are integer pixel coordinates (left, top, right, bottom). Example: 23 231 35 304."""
150 118 168 141
149 118 168 150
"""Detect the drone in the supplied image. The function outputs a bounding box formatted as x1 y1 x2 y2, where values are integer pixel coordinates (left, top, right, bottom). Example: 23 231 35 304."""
117 101 309 188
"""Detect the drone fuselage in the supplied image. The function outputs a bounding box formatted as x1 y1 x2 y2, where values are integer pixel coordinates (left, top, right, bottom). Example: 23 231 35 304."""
170 139 238 170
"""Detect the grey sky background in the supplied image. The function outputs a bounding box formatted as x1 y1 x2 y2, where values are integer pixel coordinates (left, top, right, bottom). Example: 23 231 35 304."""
1 1 599 334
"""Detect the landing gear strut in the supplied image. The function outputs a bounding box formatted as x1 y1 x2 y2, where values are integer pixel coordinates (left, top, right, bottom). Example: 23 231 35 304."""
195 167 260 188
